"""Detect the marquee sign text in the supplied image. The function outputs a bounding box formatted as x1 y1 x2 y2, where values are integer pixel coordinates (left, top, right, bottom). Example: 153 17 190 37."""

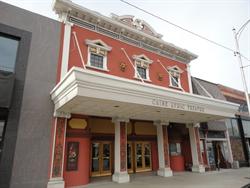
152 99 205 113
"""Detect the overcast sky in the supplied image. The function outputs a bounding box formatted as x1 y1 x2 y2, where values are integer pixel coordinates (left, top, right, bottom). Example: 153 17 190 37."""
2 0 250 91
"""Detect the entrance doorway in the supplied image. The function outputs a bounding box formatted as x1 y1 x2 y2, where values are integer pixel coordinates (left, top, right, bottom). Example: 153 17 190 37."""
207 141 228 170
127 141 152 173
91 141 112 177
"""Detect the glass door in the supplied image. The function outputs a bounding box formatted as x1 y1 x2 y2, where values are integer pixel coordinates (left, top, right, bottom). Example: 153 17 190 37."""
135 142 152 172
91 141 112 176
136 143 143 171
127 142 133 173
144 143 151 170
101 142 111 175
207 142 216 167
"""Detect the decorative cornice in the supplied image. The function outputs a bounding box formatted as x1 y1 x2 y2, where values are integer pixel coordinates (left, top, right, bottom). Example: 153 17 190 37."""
52 0 198 63
111 14 163 39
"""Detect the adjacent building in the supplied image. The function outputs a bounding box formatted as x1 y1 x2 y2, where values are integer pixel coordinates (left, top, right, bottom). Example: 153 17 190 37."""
218 85 250 167
192 77 250 170
0 2 61 188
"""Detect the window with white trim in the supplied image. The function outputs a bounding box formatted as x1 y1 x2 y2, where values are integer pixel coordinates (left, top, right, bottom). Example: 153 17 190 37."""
86 39 112 71
168 66 183 88
133 54 152 81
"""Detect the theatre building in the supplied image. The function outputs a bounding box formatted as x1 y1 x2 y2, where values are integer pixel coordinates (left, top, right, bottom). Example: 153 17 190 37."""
48 0 239 187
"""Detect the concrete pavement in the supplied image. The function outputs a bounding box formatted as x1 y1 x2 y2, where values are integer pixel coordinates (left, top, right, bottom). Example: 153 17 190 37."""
87 168 250 188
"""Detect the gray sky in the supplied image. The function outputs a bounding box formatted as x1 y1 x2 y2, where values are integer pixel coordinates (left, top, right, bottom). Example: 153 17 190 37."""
2 0 250 91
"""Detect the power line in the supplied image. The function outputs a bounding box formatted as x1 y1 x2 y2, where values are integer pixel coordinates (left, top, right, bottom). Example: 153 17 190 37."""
120 0 250 62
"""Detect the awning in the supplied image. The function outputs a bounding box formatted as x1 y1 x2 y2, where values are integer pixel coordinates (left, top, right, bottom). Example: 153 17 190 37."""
51 67 239 124
207 121 227 131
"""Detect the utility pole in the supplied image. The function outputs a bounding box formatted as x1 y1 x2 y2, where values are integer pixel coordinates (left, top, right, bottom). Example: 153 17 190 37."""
233 19 250 116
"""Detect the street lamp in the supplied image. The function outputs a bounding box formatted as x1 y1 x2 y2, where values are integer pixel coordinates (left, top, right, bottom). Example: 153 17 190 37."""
233 19 250 116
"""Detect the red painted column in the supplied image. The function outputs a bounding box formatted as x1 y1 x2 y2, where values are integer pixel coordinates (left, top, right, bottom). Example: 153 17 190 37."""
120 122 127 172
112 117 130 183
194 127 203 165
47 113 70 188
162 125 170 167
51 117 67 178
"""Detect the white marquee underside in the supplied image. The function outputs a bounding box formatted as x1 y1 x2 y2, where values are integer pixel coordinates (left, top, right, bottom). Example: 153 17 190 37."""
51 67 239 124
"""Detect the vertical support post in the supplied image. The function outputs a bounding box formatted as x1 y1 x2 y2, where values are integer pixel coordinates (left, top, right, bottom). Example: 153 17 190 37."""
47 112 71 188
112 117 130 183
60 21 73 80
187 123 205 173
225 129 234 165
154 121 173 177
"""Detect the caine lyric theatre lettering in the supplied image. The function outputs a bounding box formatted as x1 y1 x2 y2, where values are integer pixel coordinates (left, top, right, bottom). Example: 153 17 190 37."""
152 99 205 113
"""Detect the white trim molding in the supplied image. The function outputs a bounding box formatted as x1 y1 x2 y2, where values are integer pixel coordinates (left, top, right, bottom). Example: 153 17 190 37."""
168 65 183 89
47 178 65 188
186 64 193 93
60 22 72 80
54 111 71 119
86 39 112 71
133 54 153 81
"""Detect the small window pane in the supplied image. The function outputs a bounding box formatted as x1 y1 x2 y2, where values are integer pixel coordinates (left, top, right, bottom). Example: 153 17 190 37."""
242 120 250 137
90 53 104 68
225 119 233 136
169 143 181 156
0 35 19 72
231 119 239 137
171 76 179 87
137 66 147 79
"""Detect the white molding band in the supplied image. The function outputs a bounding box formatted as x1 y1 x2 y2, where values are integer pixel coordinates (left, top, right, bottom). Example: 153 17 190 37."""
47 179 65 188
54 111 71 119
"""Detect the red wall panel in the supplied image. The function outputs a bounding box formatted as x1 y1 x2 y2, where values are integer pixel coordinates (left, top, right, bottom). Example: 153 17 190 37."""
64 137 90 187
151 141 159 171
65 25 190 92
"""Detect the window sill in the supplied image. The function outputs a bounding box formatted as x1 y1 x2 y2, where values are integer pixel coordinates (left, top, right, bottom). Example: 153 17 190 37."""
86 65 109 72
134 76 152 83
169 85 182 90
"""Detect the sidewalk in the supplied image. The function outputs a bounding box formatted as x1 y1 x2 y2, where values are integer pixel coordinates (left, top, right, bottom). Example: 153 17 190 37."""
87 168 250 188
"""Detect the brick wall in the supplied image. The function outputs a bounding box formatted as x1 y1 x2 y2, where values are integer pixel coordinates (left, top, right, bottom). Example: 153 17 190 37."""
230 137 245 161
